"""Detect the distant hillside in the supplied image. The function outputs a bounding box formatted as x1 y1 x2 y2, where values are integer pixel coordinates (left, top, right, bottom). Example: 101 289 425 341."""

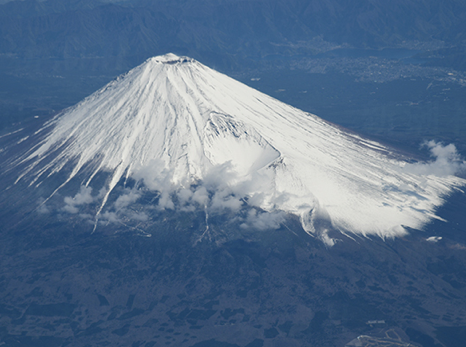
1 0 465 133
1 0 465 72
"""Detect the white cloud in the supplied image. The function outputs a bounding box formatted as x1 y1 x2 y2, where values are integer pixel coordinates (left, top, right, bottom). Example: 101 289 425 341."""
403 141 466 177
191 186 209 206
158 191 175 210
240 209 286 230
100 211 119 223
36 198 50 214
426 236 442 242
133 159 174 191
114 189 140 210
63 204 79 214
128 211 148 222
62 186 94 214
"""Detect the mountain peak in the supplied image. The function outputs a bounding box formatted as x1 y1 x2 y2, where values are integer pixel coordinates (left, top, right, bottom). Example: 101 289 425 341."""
12 54 466 244
150 53 194 65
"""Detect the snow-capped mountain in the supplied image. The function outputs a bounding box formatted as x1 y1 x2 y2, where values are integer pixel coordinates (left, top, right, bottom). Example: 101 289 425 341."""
11 53 466 243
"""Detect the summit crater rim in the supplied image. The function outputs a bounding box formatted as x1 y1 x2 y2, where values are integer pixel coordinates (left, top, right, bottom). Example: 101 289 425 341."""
150 53 194 65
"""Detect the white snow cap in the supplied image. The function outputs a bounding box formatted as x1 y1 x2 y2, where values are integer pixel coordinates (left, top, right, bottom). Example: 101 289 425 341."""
151 53 194 64
18 53 466 243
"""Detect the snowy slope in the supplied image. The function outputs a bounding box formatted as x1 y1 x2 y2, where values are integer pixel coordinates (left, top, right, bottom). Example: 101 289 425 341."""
15 53 466 242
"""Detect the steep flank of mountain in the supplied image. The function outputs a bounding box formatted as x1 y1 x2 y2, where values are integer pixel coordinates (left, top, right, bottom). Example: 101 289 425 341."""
11 54 465 243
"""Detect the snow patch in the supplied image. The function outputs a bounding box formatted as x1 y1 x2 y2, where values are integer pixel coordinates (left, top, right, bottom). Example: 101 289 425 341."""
426 236 442 242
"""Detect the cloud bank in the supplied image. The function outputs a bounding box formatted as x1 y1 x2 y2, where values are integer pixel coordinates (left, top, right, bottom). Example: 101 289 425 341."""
53 161 286 234
38 140 466 244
